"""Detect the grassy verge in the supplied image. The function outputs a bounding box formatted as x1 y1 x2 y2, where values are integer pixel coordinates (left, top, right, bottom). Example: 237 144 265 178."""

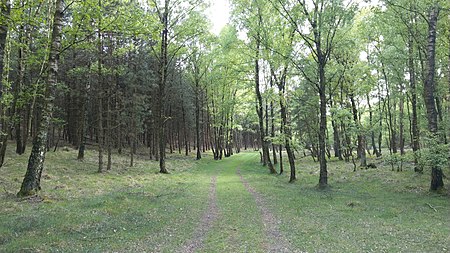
0 146 214 252
238 152 450 252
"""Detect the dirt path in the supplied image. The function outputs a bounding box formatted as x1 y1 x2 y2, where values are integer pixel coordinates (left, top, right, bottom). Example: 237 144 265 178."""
237 168 296 253
178 175 219 253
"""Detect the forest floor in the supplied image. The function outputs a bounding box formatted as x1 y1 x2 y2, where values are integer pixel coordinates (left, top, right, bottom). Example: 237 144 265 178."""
0 144 449 252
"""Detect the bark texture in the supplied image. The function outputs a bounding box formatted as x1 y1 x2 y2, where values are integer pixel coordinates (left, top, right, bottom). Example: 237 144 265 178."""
18 0 64 196
158 0 169 174
0 0 10 167
408 26 420 169
318 63 328 187
0 0 9 94
423 7 439 134
423 6 443 191
254 7 275 174
273 67 296 182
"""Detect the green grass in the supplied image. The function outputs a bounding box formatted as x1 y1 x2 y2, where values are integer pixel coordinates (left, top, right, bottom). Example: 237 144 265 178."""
0 144 449 252
239 153 450 252
202 155 266 252
0 146 213 252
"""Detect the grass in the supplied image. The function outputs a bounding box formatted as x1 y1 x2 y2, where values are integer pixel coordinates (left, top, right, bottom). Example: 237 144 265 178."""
0 144 449 252
202 156 266 252
0 145 213 252
240 153 450 252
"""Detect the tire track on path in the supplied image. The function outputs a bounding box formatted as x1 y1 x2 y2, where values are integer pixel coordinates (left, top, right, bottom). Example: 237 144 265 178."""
178 175 219 253
237 168 298 253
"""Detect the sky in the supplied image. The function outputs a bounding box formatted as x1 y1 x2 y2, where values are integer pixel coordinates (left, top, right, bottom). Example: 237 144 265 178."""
204 0 381 35
206 0 231 35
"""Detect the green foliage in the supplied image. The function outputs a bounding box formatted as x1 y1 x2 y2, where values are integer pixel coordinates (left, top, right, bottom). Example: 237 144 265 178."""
417 136 450 172
0 86 13 105
383 153 406 171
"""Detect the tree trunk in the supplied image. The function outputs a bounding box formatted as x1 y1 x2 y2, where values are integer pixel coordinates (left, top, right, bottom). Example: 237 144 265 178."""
158 0 169 174
399 94 405 155
0 0 10 167
106 83 112 171
278 144 283 175
254 12 275 174
423 6 443 191
435 97 446 143
0 0 9 94
331 116 342 160
447 15 450 145
195 81 201 160
77 84 87 161
350 93 366 167
97 2 104 173
318 62 328 187
183 106 188 156
382 66 397 155
408 28 420 170
14 24 26 155
229 110 235 156
130 128 136 167
423 7 439 134
367 94 380 157
17 0 64 196
270 79 277 164
278 82 295 182
177 121 181 154
130 88 137 167
201 96 207 152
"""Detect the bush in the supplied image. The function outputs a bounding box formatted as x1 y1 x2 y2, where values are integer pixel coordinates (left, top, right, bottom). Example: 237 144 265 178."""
416 136 449 173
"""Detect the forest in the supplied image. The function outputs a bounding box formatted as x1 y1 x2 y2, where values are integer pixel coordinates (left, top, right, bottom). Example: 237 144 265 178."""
0 0 449 252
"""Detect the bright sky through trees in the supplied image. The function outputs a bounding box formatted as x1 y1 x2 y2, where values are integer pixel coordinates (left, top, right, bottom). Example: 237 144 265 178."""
207 0 230 34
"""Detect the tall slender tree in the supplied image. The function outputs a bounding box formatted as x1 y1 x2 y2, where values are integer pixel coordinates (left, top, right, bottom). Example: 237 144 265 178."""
154 0 169 173
254 2 276 173
0 0 9 95
0 0 10 167
274 0 355 187
423 5 443 191
18 0 64 196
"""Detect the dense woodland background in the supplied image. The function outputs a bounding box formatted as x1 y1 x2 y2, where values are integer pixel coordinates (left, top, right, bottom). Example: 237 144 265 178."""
0 0 449 196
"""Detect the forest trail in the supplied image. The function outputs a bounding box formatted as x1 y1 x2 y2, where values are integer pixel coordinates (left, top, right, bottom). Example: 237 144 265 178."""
237 168 294 253
178 175 219 253
1 150 449 252
184 152 297 253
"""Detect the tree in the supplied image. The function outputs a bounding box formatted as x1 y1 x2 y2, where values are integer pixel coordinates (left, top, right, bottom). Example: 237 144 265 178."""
154 0 170 173
185 25 212 160
274 0 355 187
17 0 64 196
0 0 10 167
0 0 9 90
231 0 276 173
262 10 297 181
423 4 443 191
151 0 206 173
254 1 276 173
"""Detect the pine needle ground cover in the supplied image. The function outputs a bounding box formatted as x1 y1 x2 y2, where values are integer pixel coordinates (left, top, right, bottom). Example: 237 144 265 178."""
0 147 449 252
